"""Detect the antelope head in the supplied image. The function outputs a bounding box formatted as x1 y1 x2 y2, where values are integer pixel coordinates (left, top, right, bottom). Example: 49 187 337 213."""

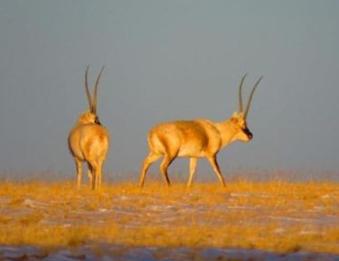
229 74 263 142
77 66 105 125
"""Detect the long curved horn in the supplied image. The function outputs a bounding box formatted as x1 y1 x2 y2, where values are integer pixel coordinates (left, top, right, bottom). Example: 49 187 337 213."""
84 66 93 112
244 76 263 119
238 74 247 112
92 66 105 114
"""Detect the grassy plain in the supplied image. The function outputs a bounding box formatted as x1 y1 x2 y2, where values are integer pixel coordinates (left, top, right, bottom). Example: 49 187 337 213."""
0 180 338 254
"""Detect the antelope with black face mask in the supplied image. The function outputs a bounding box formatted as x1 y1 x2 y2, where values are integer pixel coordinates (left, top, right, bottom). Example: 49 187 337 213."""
68 66 109 190
139 74 262 187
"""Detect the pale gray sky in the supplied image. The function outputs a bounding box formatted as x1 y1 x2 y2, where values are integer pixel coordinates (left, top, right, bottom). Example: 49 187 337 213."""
0 1 338 181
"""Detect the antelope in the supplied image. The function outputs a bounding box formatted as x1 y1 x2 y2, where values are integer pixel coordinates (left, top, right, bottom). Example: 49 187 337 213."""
139 74 262 187
68 66 109 190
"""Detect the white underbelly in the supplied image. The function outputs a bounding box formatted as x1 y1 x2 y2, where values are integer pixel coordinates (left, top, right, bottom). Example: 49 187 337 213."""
177 145 205 157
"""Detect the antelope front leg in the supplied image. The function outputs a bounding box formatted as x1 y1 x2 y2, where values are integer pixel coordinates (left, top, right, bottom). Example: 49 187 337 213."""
207 155 226 187
87 169 93 188
95 171 100 191
97 162 103 189
187 157 198 187
75 159 82 189
91 171 97 190
89 163 98 190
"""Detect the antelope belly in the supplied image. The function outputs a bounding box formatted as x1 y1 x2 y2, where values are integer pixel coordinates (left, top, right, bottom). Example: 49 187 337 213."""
177 142 206 157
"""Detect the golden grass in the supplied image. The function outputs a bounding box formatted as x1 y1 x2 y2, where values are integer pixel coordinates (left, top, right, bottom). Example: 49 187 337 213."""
0 180 338 254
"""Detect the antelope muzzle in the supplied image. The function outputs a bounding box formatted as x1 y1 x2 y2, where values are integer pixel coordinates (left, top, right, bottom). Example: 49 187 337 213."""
243 127 253 140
